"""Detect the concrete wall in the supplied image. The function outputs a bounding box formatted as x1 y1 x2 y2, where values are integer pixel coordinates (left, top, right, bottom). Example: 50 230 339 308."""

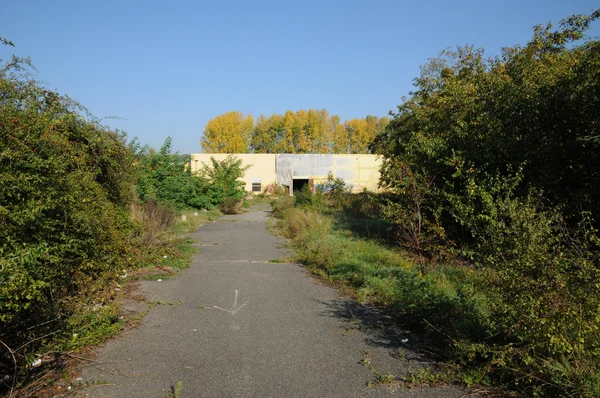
190 153 382 194
276 154 382 193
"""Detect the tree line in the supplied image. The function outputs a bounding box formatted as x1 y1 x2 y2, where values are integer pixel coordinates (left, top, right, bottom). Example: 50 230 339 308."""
201 109 388 154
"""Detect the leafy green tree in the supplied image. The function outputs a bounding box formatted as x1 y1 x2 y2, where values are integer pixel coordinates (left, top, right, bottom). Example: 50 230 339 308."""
251 114 285 153
199 155 250 203
373 10 600 235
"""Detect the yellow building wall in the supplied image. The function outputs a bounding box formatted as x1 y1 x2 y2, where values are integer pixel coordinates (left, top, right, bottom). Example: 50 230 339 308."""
333 154 382 192
190 153 382 194
190 154 276 193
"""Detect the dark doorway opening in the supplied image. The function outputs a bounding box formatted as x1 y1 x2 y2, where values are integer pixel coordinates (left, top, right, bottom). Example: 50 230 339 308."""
293 179 309 194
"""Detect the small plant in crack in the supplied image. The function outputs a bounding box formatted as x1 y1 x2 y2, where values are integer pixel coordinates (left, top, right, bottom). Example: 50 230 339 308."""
360 351 398 389
268 258 289 263
166 381 182 398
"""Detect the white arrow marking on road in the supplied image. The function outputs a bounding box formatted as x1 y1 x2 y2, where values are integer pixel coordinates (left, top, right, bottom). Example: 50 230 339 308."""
214 290 250 315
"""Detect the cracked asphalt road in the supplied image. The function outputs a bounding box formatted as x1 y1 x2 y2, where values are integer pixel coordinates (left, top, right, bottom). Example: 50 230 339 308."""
77 203 471 398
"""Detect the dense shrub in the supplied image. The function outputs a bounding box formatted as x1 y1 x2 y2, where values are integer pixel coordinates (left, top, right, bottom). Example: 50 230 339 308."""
199 155 250 204
373 12 600 246
0 54 140 391
293 184 324 209
132 141 251 211
133 137 221 210
0 77 136 323
370 11 600 396
473 198 600 394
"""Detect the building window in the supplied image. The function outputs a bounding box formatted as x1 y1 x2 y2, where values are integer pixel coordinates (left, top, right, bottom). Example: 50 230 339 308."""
252 182 262 192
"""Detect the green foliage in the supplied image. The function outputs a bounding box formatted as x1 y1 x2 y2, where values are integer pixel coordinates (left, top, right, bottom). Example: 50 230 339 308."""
474 200 600 392
370 10 600 396
133 137 218 209
293 184 325 210
373 11 600 238
0 49 141 393
0 76 135 325
199 155 250 203
133 141 251 212
166 381 183 398
376 161 445 254
61 302 124 351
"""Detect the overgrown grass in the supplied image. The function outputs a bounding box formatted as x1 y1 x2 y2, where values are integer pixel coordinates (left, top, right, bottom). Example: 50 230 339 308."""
272 193 600 397
273 197 490 338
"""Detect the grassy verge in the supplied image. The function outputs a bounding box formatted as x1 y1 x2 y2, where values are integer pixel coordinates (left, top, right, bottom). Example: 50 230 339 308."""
271 195 507 394
274 191 600 396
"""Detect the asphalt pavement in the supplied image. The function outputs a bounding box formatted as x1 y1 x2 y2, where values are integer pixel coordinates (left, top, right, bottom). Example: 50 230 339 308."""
77 203 471 398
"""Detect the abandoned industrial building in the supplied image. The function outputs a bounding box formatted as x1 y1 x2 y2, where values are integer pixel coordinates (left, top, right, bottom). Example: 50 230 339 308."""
190 154 382 195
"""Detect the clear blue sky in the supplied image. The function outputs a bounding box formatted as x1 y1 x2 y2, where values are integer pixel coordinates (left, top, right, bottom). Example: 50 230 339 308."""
2 0 598 153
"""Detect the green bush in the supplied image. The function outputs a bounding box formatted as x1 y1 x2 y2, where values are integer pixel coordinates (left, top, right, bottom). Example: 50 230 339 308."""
369 11 600 396
475 199 600 394
376 161 446 254
132 141 251 212
0 57 140 392
0 45 157 394
294 184 328 211
0 82 136 323
199 155 250 204
133 137 220 210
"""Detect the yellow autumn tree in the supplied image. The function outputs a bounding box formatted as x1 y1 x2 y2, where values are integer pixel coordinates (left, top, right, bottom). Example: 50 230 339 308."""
306 109 334 153
280 110 296 153
204 109 387 154
332 115 349 153
201 111 254 153
344 118 369 153
343 115 389 153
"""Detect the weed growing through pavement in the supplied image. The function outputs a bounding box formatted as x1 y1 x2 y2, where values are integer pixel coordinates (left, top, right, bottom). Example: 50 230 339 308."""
268 258 291 263
166 381 182 398
359 351 398 389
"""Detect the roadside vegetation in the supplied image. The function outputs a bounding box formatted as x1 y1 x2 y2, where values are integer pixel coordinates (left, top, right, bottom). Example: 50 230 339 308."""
2 8 599 398
273 12 600 398
0 40 247 395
